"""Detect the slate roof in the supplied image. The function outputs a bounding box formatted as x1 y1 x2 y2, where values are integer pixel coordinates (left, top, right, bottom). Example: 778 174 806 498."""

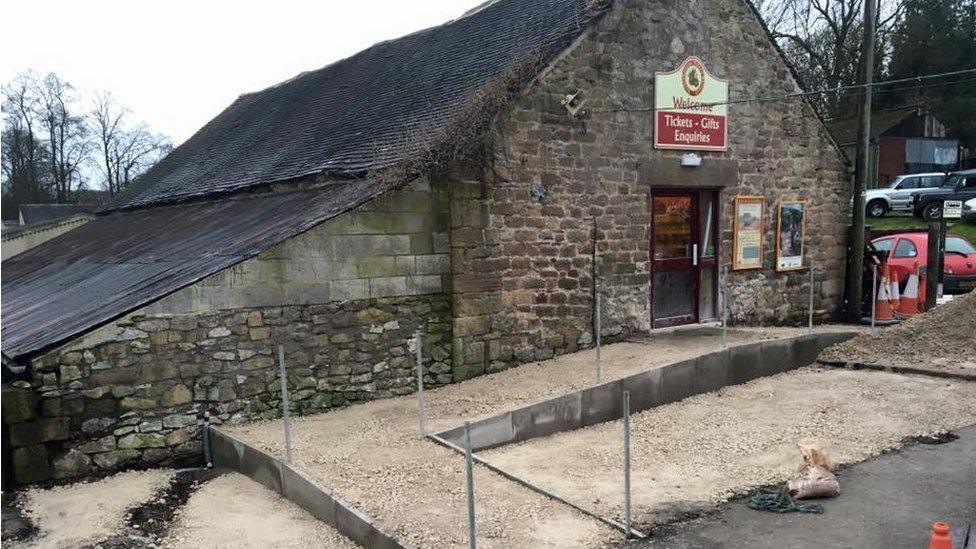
112 0 612 210
2 0 613 359
19 203 100 225
825 105 921 146
2 183 382 359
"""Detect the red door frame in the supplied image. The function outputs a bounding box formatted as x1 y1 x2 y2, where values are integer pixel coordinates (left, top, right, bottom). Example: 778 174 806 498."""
649 189 701 328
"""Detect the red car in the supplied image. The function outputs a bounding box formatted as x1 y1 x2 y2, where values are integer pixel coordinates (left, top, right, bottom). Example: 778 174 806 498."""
871 232 976 294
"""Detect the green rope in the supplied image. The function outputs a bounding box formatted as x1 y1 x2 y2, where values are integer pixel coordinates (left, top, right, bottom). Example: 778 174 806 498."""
747 486 825 514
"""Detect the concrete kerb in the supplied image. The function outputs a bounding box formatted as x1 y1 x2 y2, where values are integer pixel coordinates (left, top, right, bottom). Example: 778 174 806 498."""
436 331 858 452
209 428 413 549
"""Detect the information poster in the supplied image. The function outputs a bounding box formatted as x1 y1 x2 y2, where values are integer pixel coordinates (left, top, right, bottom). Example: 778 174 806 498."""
733 196 764 270
776 200 806 271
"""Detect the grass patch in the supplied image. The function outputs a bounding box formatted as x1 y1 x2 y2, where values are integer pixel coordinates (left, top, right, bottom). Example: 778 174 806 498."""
867 216 976 243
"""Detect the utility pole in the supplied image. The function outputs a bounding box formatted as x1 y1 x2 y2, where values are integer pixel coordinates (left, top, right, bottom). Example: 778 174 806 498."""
846 0 877 321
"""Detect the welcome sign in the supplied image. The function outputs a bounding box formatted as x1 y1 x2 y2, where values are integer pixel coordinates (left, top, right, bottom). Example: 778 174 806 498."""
654 56 728 151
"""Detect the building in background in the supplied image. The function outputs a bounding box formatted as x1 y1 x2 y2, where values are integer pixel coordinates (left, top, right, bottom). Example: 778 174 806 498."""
827 105 960 188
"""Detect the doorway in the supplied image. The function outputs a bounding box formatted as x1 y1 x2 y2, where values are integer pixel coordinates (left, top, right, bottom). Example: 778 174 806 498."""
650 189 719 328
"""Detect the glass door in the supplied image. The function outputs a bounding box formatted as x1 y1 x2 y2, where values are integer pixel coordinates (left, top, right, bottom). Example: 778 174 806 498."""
650 191 700 328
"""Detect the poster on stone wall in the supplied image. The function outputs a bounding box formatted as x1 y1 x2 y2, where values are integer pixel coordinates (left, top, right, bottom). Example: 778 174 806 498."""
654 56 728 151
733 196 764 270
776 200 806 272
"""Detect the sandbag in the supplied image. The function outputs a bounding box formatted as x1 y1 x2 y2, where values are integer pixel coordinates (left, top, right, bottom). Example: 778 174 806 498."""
787 442 840 499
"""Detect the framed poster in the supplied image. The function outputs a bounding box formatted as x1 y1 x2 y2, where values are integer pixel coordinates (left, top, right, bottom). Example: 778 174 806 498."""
776 200 806 272
733 196 764 270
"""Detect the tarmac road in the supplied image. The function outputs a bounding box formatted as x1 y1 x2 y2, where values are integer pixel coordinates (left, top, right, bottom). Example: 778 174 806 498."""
633 425 976 549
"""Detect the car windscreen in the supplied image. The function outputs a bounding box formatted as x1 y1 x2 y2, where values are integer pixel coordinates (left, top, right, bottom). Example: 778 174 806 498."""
946 237 976 255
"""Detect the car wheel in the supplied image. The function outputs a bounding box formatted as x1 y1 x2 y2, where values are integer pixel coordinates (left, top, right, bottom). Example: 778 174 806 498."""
867 199 887 218
923 202 943 220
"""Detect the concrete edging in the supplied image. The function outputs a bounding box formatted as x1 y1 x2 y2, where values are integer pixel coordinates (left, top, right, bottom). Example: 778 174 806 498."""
436 331 857 451
209 428 413 549
817 360 976 382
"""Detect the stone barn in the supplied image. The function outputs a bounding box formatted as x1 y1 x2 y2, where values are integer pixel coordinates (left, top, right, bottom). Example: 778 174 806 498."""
1 0 849 485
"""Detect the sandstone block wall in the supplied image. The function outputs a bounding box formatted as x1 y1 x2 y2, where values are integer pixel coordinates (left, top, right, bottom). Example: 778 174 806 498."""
449 0 849 375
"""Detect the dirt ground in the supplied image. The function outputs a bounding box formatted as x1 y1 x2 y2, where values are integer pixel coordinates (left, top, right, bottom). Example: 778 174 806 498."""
820 289 976 370
10 469 171 549
482 367 976 528
226 327 847 548
164 472 358 549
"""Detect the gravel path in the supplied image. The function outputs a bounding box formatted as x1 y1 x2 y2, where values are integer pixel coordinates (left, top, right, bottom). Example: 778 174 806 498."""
226 327 838 548
482 367 976 528
164 472 358 548
11 469 171 549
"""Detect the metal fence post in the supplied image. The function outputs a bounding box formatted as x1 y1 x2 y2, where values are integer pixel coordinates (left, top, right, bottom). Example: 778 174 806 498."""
464 421 477 549
415 330 426 438
871 264 877 328
202 411 213 468
595 293 602 385
623 390 632 539
721 266 729 347
808 263 815 331
277 344 293 463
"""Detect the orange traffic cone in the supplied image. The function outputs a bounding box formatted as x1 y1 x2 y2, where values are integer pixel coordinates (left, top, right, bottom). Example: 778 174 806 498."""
888 267 901 311
875 264 896 321
928 522 951 549
896 262 920 318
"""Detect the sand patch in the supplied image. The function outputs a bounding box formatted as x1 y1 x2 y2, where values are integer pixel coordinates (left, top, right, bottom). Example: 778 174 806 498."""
12 469 171 549
482 367 976 526
164 472 358 548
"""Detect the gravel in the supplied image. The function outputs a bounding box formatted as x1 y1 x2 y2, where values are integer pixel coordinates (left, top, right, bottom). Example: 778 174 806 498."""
10 469 171 549
820 289 976 369
482 367 976 528
163 472 359 548
226 328 839 548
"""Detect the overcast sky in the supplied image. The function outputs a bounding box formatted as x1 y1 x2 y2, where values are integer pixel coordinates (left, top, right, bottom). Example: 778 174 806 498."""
1 0 485 145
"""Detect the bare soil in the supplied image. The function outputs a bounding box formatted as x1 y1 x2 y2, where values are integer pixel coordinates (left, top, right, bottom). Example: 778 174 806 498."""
820 290 976 369
481 367 976 528
226 327 842 548
164 472 358 549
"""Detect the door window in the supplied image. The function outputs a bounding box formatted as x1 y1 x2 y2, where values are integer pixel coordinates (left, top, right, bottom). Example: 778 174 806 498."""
893 239 918 258
653 196 692 259
897 179 919 190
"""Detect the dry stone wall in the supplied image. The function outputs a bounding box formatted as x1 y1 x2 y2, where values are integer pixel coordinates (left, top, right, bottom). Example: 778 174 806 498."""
5 296 451 484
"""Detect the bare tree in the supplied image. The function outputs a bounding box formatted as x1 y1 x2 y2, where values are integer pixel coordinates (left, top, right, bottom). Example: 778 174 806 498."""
89 92 170 196
755 0 904 117
33 72 90 201
2 72 45 198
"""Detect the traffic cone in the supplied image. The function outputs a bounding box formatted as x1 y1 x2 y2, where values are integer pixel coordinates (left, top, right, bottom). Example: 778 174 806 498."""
928 522 951 549
896 262 920 318
888 266 901 311
875 264 896 321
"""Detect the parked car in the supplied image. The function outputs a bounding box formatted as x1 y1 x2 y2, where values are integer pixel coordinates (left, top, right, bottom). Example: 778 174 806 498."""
863 172 946 217
872 232 976 294
911 169 976 220
963 197 976 222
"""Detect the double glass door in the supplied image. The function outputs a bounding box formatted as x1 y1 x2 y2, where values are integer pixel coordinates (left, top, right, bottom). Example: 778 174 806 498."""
650 190 718 328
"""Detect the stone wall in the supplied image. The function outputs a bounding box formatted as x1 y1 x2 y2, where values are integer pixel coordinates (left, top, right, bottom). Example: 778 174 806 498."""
4 295 452 483
448 0 849 375
2 178 454 485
